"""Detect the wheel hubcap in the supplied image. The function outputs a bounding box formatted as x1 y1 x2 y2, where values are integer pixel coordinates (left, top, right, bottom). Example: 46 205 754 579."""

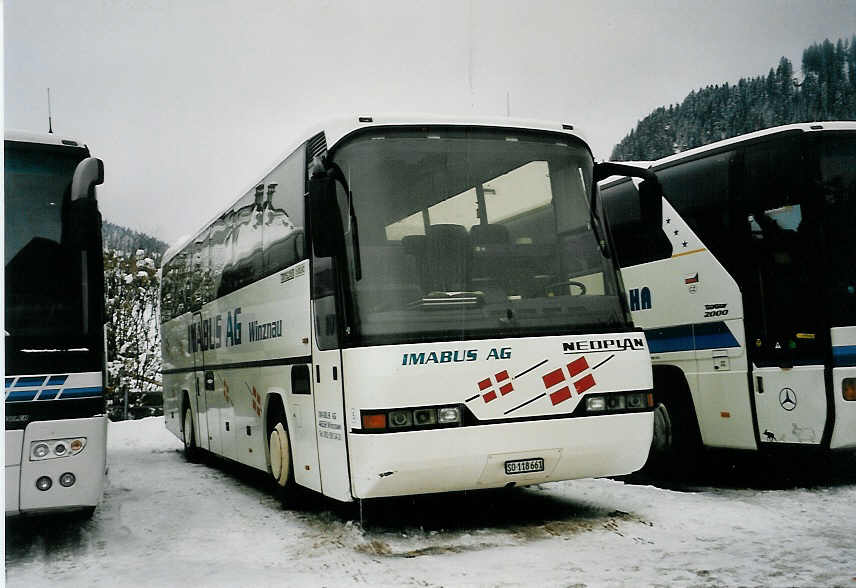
184 409 193 447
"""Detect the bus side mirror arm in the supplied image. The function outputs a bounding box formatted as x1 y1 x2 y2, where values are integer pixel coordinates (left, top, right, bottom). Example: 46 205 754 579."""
71 157 104 201
593 162 663 231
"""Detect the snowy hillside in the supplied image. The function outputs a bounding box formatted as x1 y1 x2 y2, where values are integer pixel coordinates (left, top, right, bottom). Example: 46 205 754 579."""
6 418 856 586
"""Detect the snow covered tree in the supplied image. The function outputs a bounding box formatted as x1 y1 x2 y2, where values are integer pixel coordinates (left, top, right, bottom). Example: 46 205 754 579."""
103 247 164 420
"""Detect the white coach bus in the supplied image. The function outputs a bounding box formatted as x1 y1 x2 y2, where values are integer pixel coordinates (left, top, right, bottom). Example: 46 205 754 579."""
601 122 856 461
161 115 662 504
5 131 107 517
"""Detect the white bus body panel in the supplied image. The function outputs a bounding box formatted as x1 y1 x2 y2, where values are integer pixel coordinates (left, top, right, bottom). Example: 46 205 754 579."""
344 332 653 498
349 413 652 498
5 431 24 515
753 364 826 445
620 198 755 450
831 326 856 449
162 261 322 489
15 416 107 514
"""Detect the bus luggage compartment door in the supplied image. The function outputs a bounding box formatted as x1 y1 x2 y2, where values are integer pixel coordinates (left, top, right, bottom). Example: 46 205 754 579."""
753 365 826 445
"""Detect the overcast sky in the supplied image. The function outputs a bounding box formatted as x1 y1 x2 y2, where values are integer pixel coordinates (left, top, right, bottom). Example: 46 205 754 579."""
5 0 856 244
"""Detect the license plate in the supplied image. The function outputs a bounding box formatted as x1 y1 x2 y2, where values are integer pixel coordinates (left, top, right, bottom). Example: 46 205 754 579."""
504 458 545 475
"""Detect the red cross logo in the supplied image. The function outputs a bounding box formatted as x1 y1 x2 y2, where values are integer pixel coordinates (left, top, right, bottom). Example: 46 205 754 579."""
541 356 596 405
477 370 514 403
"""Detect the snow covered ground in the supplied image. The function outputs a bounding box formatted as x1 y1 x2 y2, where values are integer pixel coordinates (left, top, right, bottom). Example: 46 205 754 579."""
6 417 856 587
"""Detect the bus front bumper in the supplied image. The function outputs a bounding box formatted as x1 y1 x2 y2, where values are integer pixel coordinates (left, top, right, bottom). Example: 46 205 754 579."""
348 411 653 499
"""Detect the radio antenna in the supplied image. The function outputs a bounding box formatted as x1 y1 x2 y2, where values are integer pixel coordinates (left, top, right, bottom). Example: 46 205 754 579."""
47 88 53 134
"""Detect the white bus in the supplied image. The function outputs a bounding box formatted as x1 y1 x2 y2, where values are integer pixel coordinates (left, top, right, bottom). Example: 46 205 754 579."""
161 115 661 504
5 130 107 517
601 122 856 463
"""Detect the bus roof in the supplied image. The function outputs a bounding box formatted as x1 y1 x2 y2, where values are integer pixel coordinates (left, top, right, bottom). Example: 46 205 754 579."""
599 121 856 190
163 114 592 266
4 129 87 149
650 121 856 170
314 114 588 152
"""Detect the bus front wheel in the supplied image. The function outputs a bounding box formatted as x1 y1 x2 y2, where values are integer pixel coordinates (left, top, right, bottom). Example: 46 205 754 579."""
183 406 199 462
269 421 298 505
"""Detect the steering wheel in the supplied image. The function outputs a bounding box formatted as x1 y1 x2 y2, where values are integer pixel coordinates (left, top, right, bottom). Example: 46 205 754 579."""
544 280 587 296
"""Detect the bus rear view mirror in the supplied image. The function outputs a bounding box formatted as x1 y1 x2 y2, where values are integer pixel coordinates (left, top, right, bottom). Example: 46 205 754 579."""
594 162 662 231
71 157 104 201
308 173 345 259
638 177 663 230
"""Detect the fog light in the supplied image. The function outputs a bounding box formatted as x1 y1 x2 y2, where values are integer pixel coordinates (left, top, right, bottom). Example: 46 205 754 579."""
586 396 606 412
413 408 437 426
59 472 76 487
606 395 626 410
33 443 50 459
437 406 461 424
54 443 67 456
844 378 856 401
625 392 645 409
36 476 52 491
389 410 412 428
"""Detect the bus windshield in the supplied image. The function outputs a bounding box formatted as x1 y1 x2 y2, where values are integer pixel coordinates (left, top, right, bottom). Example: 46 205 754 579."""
4 142 89 340
328 127 629 346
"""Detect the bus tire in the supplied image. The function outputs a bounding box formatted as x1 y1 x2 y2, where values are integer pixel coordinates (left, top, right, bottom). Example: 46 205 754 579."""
269 420 298 506
183 405 200 462
645 372 703 476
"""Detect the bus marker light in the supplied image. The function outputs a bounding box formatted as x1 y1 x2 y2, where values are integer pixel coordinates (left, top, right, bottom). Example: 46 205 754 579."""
843 378 856 401
59 472 76 487
389 410 412 428
36 476 52 491
586 396 606 412
33 443 50 459
437 406 461 424
413 408 437 426
362 413 387 430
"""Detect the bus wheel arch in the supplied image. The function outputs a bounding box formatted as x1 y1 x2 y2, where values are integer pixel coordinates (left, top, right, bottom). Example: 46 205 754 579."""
264 393 298 502
648 365 703 467
181 390 199 462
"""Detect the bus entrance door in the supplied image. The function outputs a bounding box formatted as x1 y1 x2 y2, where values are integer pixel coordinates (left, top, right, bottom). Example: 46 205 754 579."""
753 365 826 445
191 312 210 452
744 205 827 446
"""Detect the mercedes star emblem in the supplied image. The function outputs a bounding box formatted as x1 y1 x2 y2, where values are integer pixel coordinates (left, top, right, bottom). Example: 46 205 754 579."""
779 387 797 411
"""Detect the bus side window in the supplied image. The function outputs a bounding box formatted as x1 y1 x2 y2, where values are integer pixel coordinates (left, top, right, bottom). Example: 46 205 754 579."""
220 192 261 296
160 258 175 322
602 179 671 267
262 144 306 276
208 217 229 301
188 232 209 311
658 150 736 274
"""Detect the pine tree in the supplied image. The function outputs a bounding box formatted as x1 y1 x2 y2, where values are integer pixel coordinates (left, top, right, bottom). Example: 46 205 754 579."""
610 35 856 161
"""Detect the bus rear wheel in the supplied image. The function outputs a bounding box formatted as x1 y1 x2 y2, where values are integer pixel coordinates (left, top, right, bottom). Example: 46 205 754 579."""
269 421 298 506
